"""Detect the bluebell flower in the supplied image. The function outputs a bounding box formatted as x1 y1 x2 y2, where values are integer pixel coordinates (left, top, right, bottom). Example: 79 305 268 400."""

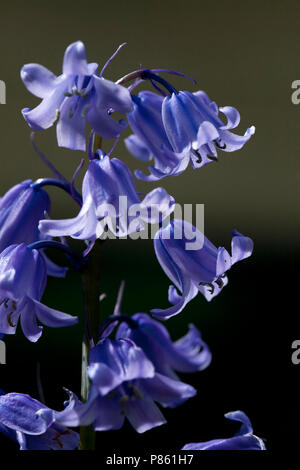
151 219 253 319
21 41 133 150
125 89 254 180
0 179 67 278
182 411 266 450
116 313 211 379
125 91 190 181
0 392 79 450
162 90 255 168
0 180 49 252
57 338 196 434
0 243 77 342
39 152 175 240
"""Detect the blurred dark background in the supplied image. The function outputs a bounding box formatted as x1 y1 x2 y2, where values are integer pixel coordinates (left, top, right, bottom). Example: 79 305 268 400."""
0 0 299 454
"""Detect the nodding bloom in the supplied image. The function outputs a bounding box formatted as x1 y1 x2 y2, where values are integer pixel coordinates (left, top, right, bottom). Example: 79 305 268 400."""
0 392 79 450
57 338 196 434
39 152 175 241
151 219 253 319
125 91 190 181
182 411 266 450
0 180 49 252
162 90 255 168
116 313 211 379
125 88 254 180
0 243 77 342
21 41 133 151
0 180 66 278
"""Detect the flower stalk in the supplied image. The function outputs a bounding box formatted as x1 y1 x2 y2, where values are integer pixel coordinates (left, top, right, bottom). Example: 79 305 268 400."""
79 240 102 450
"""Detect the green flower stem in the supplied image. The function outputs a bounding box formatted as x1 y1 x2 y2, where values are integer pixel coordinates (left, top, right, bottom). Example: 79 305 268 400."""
79 240 102 450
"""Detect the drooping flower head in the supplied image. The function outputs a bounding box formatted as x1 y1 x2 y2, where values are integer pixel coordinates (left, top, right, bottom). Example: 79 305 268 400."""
125 79 254 180
162 90 255 168
57 338 196 434
0 243 77 342
21 41 133 150
0 392 79 450
182 411 266 450
116 313 211 379
39 152 175 241
151 219 254 319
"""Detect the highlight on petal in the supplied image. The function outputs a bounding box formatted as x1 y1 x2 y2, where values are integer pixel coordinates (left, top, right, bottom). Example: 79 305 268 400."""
62 41 89 76
182 411 266 450
32 299 78 329
231 230 254 265
20 64 58 99
22 81 67 131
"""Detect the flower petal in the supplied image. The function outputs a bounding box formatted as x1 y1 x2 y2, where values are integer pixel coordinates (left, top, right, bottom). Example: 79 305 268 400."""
125 134 152 162
20 64 59 99
93 76 133 114
22 80 67 130
32 299 78 328
231 230 254 265
56 96 86 151
141 373 196 408
20 299 43 342
0 393 49 435
125 393 166 434
219 106 241 130
62 41 89 76
218 126 255 152
88 339 155 396
87 105 127 139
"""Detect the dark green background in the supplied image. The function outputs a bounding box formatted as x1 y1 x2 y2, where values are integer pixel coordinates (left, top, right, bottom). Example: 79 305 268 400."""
0 0 299 453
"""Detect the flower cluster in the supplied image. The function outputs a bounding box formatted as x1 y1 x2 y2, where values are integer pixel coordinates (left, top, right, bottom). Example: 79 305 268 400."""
0 40 264 451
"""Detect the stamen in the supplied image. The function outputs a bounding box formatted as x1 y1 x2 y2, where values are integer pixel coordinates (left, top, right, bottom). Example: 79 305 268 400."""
119 395 129 415
199 282 215 295
214 139 227 150
128 384 142 400
206 154 218 162
7 312 16 328
215 278 224 289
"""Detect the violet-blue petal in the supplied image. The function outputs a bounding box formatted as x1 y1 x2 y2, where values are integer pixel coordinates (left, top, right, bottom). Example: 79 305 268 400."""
93 76 133 114
20 64 59 99
124 393 166 434
32 298 78 329
87 105 128 139
0 393 50 435
62 41 89 76
125 134 152 162
88 338 155 396
92 395 125 431
182 411 265 450
56 95 86 151
231 230 254 265
20 298 43 342
218 126 255 152
22 80 68 130
141 373 196 408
